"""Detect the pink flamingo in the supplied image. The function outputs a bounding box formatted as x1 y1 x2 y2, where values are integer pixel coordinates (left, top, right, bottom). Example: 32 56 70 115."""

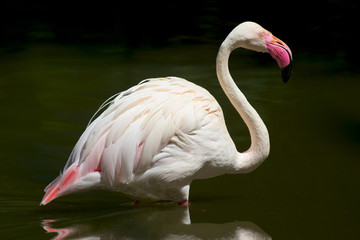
41 22 292 206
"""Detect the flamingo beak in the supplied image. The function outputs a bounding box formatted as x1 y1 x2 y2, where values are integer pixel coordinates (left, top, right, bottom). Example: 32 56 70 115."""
266 35 293 83
281 56 292 83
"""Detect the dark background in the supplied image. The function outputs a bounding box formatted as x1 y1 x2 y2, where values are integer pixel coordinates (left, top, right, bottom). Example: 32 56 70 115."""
1 1 359 239
0 0 358 69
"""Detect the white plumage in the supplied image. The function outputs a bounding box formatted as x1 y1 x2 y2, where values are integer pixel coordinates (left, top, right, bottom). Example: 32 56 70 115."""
41 22 292 205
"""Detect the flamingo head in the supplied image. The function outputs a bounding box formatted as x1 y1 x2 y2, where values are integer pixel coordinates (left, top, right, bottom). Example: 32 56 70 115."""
226 21 293 83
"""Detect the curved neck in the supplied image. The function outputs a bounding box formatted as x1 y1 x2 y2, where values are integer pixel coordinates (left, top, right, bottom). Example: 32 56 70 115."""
216 41 270 173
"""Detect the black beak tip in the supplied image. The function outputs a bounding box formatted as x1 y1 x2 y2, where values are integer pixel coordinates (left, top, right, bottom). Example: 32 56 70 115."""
281 61 292 83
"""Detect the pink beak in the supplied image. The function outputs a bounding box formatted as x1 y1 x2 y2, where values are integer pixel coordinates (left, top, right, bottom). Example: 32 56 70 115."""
266 35 293 83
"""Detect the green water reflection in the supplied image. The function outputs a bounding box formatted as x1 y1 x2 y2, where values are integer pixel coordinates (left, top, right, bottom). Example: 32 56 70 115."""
0 43 359 239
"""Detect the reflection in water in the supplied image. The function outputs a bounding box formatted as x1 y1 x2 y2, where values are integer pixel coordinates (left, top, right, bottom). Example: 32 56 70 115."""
42 219 73 240
41 206 271 239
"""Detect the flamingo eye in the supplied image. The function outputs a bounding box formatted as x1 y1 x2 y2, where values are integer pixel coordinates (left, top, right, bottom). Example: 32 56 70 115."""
259 32 266 38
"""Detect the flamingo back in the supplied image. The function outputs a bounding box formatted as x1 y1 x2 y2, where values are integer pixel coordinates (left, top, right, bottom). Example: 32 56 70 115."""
53 77 223 190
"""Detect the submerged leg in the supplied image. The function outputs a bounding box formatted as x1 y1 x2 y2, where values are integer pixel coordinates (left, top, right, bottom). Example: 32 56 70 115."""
177 185 190 206
178 200 189 206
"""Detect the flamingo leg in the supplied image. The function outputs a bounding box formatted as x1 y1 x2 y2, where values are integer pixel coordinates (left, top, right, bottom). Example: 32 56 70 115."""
178 200 189 207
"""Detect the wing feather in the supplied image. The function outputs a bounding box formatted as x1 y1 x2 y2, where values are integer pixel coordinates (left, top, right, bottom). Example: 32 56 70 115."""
64 77 222 187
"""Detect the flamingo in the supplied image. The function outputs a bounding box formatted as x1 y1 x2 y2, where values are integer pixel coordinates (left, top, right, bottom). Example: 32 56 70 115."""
40 21 292 206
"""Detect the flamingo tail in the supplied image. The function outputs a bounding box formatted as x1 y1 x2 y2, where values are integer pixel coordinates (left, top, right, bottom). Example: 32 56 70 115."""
40 165 81 205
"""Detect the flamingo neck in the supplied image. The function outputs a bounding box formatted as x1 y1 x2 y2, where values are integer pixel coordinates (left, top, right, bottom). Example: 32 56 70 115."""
216 41 270 173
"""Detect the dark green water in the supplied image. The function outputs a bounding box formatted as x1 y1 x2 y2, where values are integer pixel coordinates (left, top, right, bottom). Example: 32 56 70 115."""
0 43 359 239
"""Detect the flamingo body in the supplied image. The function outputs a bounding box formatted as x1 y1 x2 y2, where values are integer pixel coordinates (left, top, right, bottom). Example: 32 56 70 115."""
42 77 237 204
41 22 292 205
